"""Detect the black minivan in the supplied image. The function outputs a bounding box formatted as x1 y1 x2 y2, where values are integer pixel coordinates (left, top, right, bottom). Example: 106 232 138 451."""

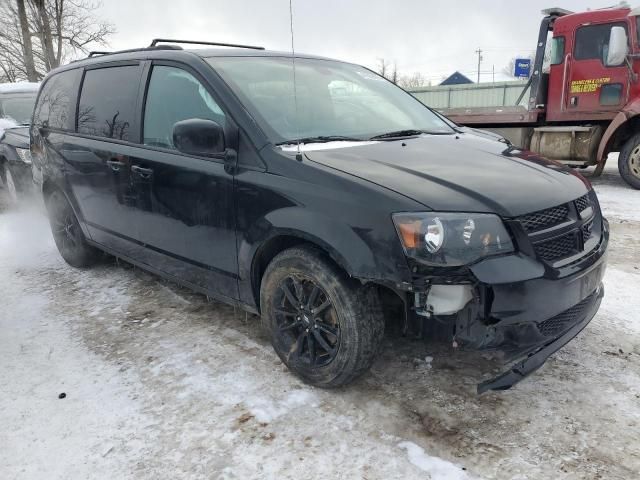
31 41 608 392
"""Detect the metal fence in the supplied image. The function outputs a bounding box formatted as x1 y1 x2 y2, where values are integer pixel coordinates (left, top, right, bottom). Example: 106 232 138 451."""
408 81 530 109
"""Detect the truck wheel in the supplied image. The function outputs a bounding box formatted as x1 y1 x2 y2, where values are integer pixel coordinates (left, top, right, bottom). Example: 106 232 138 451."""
260 245 384 388
46 190 100 268
618 134 640 189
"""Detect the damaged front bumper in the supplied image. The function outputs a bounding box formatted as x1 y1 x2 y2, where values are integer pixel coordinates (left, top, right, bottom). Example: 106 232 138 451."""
477 283 603 393
405 218 609 393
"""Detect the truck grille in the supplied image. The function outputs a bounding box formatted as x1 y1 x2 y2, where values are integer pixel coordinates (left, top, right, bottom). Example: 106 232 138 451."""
537 291 596 337
516 192 601 264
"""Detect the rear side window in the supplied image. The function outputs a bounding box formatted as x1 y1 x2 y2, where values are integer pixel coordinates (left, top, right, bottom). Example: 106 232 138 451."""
143 65 225 150
78 65 140 141
33 69 80 130
574 22 627 63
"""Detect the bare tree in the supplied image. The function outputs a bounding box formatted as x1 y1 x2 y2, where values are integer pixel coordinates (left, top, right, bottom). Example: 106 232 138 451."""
0 0 115 82
17 0 38 81
376 58 399 84
399 72 429 89
376 58 389 79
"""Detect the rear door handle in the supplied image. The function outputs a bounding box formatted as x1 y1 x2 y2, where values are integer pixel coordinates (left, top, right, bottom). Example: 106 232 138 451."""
106 159 125 171
131 165 153 178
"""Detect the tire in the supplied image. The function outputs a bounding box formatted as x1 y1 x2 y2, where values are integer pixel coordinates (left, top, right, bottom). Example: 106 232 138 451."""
618 133 640 189
260 245 384 388
46 190 100 268
1 163 20 205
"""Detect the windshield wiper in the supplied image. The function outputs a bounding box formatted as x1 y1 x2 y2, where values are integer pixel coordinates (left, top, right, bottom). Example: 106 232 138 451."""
276 135 364 146
368 129 426 140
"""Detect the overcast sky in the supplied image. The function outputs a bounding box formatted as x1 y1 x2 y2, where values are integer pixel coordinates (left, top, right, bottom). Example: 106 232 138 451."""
97 0 627 83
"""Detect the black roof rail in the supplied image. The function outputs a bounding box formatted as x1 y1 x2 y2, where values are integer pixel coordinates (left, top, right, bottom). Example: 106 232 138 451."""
149 38 265 50
82 45 183 60
88 51 112 57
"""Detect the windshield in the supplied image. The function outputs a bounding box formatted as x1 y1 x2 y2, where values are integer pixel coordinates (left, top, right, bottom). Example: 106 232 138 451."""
0 93 37 125
206 56 453 143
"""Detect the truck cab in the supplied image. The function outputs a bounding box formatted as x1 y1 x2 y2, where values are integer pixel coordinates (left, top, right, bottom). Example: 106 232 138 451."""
545 8 637 122
442 6 640 189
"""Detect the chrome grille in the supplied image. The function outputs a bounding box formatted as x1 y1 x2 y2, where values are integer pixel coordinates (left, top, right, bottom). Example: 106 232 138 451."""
519 205 569 232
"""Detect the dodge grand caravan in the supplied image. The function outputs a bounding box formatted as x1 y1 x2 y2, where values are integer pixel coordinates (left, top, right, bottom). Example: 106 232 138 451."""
30 40 608 393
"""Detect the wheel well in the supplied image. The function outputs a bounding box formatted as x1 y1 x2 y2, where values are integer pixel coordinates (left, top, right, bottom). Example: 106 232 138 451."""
609 116 640 153
251 235 317 308
250 234 406 328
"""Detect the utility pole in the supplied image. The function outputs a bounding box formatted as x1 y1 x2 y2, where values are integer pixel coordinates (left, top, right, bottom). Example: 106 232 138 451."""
475 48 483 83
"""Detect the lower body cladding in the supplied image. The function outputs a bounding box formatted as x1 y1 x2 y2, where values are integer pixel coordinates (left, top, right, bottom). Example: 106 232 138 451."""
407 228 608 394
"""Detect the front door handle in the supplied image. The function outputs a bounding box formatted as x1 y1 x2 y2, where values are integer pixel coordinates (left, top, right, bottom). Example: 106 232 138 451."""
131 165 154 178
106 159 125 172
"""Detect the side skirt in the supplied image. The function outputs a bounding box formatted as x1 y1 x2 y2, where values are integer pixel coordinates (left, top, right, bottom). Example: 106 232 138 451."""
85 239 259 316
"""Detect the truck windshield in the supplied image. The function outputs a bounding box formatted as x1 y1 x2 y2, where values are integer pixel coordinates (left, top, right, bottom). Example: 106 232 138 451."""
207 56 453 144
0 94 36 125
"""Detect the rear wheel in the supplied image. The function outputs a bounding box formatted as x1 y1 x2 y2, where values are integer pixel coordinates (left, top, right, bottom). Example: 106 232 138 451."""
46 190 99 268
260 246 384 387
1 163 19 205
618 133 640 189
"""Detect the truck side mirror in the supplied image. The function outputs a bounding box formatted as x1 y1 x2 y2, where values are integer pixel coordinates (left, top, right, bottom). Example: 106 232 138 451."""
606 26 628 67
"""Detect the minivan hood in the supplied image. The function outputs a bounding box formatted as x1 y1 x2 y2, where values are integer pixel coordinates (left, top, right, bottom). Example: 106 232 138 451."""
303 133 590 217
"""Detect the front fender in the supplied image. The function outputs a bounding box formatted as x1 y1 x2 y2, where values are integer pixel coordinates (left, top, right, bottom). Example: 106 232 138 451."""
237 206 412 308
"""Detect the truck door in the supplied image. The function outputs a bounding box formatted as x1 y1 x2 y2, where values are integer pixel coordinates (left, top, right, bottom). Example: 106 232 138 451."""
548 22 630 122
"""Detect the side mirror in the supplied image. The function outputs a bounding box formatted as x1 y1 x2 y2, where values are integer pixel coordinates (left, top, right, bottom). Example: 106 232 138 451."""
606 26 628 66
172 118 225 156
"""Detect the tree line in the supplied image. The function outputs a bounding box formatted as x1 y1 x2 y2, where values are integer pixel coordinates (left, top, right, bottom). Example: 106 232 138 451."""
0 0 114 83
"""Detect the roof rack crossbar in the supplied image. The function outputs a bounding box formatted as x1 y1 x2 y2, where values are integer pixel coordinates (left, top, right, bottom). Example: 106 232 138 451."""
149 38 265 50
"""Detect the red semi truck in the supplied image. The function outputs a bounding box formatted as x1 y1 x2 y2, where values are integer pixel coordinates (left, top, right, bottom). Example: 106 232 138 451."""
442 6 640 189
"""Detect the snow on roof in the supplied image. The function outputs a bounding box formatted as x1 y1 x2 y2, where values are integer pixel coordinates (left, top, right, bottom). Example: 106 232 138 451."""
0 82 40 94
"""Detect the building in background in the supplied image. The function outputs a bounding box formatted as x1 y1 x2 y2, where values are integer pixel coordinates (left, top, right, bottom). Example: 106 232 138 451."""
439 71 474 86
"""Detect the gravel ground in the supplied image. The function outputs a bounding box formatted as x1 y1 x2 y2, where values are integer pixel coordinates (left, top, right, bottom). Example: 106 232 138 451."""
1 160 639 480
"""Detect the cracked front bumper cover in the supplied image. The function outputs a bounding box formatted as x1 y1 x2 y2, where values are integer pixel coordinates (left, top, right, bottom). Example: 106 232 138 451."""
477 284 604 394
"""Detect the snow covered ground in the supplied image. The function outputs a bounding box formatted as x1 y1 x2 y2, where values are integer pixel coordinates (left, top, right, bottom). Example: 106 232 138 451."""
0 160 639 480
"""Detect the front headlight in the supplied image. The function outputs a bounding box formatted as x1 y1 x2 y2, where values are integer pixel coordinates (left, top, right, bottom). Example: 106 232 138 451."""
15 148 32 164
392 212 514 266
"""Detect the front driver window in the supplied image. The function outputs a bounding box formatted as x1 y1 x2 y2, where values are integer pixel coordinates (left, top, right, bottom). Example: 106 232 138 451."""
143 66 225 150
574 22 627 65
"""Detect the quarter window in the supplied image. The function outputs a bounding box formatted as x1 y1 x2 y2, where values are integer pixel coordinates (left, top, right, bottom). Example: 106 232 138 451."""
33 69 80 130
143 66 225 150
574 23 627 64
78 66 140 140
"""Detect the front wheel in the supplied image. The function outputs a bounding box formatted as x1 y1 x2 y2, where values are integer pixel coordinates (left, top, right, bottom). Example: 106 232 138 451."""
618 133 640 189
260 246 384 388
46 190 100 268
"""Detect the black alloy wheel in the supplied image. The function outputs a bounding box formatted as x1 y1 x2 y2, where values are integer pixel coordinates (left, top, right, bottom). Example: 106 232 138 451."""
46 190 99 268
273 275 340 368
260 246 385 388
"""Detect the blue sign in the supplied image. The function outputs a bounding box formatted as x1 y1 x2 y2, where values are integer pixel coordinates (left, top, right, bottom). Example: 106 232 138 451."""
514 58 531 78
